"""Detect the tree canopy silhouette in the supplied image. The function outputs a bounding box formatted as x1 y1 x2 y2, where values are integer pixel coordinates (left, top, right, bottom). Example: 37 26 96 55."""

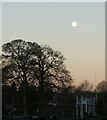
2 39 39 116
2 39 72 116
96 80 107 93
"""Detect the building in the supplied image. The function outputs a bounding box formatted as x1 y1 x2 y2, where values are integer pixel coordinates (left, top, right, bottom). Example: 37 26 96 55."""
75 96 96 118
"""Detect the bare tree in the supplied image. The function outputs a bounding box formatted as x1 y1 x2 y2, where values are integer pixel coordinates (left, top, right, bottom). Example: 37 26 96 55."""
2 39 39 116
76 80 93 92
96 80 107 93
2 40 72 116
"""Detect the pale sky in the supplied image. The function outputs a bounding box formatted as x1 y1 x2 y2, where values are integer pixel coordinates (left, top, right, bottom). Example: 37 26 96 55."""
2 2 105 86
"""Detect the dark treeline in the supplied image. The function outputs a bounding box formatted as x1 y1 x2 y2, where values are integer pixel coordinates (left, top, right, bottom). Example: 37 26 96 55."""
1 39 107 118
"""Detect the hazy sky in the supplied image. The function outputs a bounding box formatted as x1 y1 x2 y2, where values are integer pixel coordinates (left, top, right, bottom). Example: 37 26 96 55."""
2 2 105 85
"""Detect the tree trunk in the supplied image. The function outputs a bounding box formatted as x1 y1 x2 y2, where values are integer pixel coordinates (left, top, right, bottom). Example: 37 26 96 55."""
23 81 27 116
22 70 27 116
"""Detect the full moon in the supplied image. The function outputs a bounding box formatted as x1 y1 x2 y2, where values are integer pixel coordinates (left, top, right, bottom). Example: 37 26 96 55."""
72 21 78 27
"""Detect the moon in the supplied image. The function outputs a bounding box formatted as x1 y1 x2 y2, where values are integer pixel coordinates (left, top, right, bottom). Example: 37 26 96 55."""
72 21 78 27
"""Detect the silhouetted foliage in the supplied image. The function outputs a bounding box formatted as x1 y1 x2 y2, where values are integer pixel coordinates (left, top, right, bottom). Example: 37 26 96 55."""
2 39 106 118
95 81 107 116
76 80 93 93
96 80 107 93
2 39 72 116
2 39 39 116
